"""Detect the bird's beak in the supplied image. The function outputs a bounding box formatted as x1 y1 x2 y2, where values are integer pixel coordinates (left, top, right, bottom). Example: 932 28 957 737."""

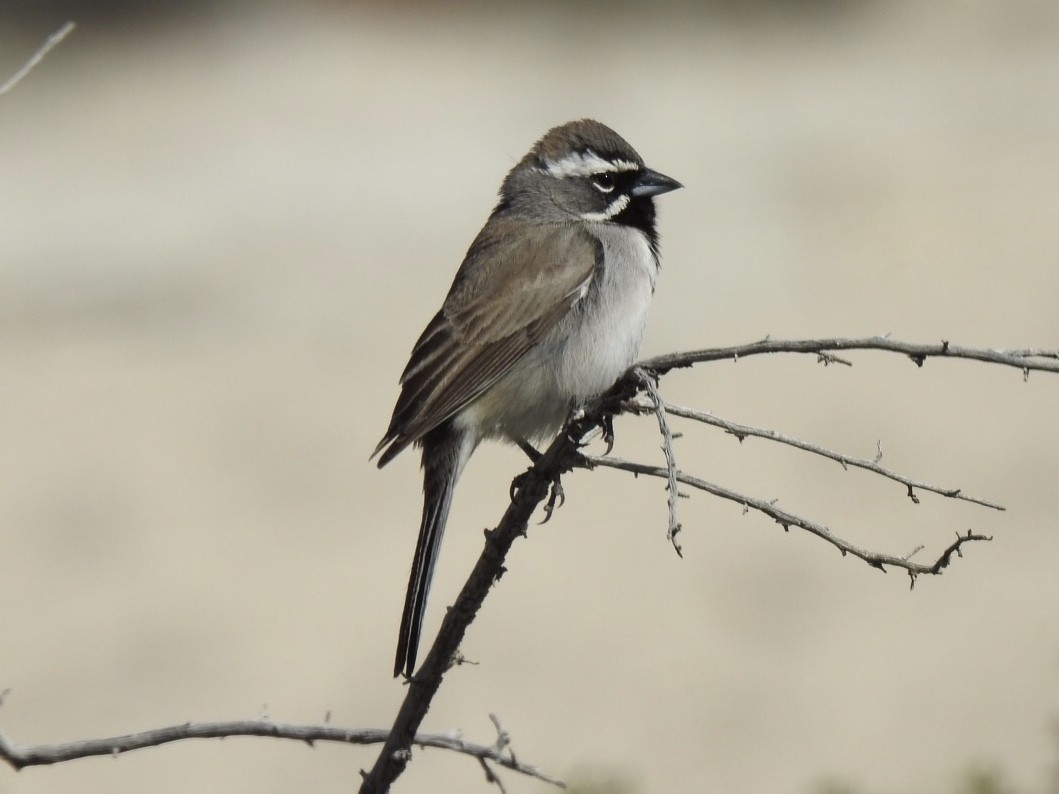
630 168 683 198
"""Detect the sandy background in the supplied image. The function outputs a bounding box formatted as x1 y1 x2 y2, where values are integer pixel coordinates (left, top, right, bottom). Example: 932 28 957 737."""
2 2 1059 792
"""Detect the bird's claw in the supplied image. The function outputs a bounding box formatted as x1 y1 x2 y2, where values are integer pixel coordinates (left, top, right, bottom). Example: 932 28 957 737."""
540 476 565 524
600 413 616 456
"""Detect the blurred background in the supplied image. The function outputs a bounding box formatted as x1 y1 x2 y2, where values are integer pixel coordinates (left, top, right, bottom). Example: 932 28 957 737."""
2 2 1058 793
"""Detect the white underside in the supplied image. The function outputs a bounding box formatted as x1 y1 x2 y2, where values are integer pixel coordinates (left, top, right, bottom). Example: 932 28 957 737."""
454 222 658 447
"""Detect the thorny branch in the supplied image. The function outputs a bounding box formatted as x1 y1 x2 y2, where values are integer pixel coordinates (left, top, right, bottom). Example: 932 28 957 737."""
358 423 588 794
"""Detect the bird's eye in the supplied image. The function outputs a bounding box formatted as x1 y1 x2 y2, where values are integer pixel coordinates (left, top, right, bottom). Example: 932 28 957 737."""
591 173 615 193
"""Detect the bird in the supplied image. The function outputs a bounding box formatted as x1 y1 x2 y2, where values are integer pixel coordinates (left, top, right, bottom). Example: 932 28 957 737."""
373 119 682 678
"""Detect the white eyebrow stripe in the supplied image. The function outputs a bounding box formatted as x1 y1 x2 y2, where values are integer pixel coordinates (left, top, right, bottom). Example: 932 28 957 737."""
542 151 640 179
580 193 631 222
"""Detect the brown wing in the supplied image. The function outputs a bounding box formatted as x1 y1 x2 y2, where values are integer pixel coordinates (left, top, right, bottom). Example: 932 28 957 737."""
373 217 600 466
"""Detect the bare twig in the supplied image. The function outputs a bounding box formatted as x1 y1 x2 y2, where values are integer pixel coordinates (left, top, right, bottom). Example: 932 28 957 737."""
477 714 518 793
634 400 1005 511
633 368 684 556
641 337 1059 376
906 530 990 589
584 454 992 575
0 718 562 787
0 21 76 97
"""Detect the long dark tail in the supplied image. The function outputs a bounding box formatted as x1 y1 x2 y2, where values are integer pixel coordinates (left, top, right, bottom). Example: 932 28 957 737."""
394 423 470 678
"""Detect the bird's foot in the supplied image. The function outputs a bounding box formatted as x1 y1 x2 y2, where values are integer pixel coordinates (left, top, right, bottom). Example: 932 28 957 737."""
508 455 569 524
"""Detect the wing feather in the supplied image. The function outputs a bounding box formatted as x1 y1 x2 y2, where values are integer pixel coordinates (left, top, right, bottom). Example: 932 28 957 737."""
374 218 599 466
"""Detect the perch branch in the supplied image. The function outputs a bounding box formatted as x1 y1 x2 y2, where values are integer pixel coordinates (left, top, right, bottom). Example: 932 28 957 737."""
357 413 599 793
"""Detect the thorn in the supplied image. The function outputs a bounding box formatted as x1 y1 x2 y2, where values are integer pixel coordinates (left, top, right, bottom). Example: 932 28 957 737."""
668 526 684 558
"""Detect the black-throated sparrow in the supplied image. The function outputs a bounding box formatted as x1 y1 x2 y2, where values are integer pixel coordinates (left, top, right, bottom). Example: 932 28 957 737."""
373 119 681 678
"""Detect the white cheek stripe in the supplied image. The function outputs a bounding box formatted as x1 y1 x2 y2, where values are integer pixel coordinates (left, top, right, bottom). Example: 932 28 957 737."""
580 193 631 222
542 151 640 179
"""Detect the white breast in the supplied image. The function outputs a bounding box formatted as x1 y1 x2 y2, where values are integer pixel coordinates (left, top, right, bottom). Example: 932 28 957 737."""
554 222 658 399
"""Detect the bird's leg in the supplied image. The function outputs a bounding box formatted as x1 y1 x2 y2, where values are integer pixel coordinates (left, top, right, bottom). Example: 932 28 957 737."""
515 437 542 462
509 436 542 501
